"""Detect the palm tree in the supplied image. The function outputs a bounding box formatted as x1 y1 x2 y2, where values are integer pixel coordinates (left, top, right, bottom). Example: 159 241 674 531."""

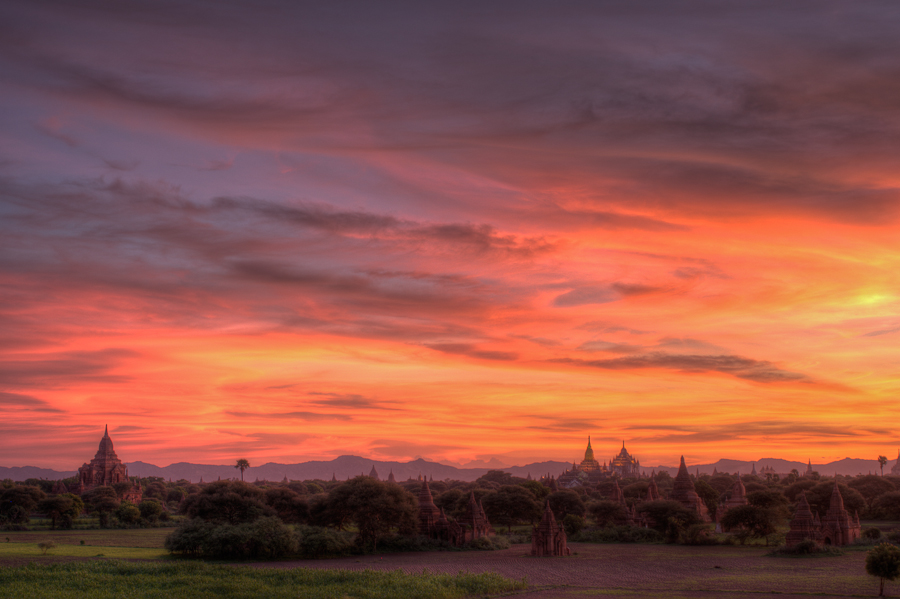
235 458 250 481
878 455 888 477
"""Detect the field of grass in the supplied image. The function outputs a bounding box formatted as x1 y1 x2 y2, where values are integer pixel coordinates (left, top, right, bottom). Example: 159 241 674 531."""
2 528 172 548
0 560 527 599
0 528 171 565
0 542 167 560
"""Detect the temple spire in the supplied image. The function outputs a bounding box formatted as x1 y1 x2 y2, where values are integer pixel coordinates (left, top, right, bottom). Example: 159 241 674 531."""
104 424 109 436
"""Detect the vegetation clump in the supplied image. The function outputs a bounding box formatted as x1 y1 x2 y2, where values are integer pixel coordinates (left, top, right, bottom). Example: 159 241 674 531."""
0 560 527 599
866 542 900 597
767 540 843 557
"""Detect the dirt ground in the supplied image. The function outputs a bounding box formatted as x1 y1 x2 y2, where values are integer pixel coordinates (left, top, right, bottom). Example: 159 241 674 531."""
254 542 884 598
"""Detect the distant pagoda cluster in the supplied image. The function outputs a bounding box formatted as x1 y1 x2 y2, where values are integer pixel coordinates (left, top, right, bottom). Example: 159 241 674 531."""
554 437 641 488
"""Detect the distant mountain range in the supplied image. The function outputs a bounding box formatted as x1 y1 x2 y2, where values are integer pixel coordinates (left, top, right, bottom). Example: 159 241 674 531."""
2 455 896 483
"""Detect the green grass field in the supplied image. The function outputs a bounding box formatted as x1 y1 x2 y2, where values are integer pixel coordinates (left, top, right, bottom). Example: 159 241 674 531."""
0 542 167 560
2 527 172 548
0 560 527 599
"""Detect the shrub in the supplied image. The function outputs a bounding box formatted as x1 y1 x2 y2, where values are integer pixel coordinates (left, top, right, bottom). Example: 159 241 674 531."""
768 540 843 557
866 542 900 597
683 524 718 545
571 526 662 544
562 514 584 536
374 534 460 553
637 500 700 536
164 519 215 556
115 502 141 525
864 527 883 540
165 517 297 559
295 525 354 558
466 535 510 550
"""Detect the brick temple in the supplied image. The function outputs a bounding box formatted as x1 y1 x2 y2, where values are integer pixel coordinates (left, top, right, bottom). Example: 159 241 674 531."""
417 480 494 546
786 482 860 547
75 425 142 503
531 500 570 556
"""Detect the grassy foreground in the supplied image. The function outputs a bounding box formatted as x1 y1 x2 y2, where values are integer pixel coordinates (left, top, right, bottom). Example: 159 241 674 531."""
0 560 528 599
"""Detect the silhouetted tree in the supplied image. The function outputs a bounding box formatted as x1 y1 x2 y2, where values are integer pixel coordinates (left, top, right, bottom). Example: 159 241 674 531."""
520 480 550 502
138 499 164 522
720 504 779 545
879 456 888 477
116 501 141 524
871 492 900 520
38 494 84 529
264 487 309 524
637 500 700 536
0 485 45 521
866 542 900 596
587 500 629 527
324 476 416 551
783 478 817 501
476 470 518 487
848 475 895 508
181 480 273 525
547 489 585 520
805 481 865 518
481 485 540 531
235 459 250 482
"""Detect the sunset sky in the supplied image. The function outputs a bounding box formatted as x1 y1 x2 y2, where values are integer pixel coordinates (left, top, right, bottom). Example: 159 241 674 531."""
2 1 899 470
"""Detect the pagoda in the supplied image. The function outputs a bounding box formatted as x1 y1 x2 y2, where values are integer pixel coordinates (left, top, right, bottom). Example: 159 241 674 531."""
820 481 860 546
609 441 641 477
531 500 570 556
670 456 710 522
579 436 602 472
76 426 130 490
785 493 821 546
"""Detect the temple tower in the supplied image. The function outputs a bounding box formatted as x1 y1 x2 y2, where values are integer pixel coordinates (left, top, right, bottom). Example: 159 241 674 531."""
531 500 571 556
76 425 129 491
670 456 710 522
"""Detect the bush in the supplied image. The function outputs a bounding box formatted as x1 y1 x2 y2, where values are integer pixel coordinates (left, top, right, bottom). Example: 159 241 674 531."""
164 519 215 556
864 527 883 540
562 514 584 536
871 492 900 520
571 526 663 544
466 535 510 551
165 516 297 559
768 540 843 557
295 525 354 558
115 502 141 525
683 524 718 545
374 534 460 553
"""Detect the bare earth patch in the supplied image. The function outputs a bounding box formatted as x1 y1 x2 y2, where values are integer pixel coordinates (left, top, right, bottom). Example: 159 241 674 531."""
252 543 877 598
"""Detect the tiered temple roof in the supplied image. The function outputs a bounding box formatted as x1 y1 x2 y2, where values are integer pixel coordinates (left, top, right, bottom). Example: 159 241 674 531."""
786 493 821 546
531 500 570 556
417 480 441 535
609 441 640 477
77 425 130 491
670 456 710 522
820 481 860 546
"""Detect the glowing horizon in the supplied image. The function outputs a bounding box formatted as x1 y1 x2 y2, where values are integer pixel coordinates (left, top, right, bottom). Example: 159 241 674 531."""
2 2 899 470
